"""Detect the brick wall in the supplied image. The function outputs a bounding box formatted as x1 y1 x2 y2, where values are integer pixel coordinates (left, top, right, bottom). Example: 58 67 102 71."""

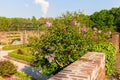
0 31 44 44
109 32 119 53
48 52 105 80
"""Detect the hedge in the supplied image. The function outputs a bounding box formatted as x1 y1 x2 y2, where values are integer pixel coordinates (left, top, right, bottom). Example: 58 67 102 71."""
8 52 34 62
2 44 26 50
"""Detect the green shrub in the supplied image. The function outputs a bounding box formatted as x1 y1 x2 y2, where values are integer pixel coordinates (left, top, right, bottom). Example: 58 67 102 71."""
28 14 115 76
17 49 23 55
0 60 17 77
8 51 34 62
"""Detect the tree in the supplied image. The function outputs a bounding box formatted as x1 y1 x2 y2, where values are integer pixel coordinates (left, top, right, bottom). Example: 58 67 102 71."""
0 17 9 31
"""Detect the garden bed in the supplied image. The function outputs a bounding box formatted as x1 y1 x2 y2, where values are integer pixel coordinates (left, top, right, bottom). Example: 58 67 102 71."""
8 52 34 62
7 47 34 63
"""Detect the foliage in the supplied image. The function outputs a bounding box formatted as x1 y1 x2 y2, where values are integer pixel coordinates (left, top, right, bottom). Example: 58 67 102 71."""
89 42 116 76
0 17 9 31
118 75 120 80
90 7 120 31
54 11 90 27
29 15 115 76
17 49 23 54
0 60 17 77
8 49 34 62
0 16 54 31
1 7 120 32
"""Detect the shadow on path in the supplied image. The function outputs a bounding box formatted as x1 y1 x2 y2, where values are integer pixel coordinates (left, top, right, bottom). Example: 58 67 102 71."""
22 66 48 80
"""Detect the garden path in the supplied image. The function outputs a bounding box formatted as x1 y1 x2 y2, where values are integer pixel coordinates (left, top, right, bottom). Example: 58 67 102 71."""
0 47 48 80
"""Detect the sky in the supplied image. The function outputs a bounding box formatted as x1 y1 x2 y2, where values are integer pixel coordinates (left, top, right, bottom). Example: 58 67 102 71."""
0 0 120 19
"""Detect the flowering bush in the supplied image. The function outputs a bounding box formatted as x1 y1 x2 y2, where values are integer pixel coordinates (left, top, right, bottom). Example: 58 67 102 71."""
29 19 115 76
45 21 52 28
72 20 77 26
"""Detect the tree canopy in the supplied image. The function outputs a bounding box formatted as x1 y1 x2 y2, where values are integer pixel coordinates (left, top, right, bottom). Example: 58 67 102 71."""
90 7 120 31
0 7 120 32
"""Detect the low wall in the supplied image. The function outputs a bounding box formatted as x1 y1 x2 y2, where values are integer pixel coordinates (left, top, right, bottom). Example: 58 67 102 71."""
48 52 105 80
109 32 119 53
0 31 45 44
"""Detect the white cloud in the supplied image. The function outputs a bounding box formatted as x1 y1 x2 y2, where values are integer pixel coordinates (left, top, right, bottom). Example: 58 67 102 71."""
35 0 49 17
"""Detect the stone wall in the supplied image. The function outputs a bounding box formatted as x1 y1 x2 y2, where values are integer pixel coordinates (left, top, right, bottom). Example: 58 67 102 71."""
48 52 105 80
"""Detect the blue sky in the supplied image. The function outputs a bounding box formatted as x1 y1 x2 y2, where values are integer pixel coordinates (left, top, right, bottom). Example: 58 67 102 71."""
0 0 120 18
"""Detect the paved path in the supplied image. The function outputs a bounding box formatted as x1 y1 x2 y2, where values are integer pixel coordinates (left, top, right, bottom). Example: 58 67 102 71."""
0 50 13 59
0 49 48 80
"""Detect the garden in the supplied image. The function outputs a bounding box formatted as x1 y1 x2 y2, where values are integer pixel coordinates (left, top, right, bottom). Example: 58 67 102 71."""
2 44 34 63
1 7 120 79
